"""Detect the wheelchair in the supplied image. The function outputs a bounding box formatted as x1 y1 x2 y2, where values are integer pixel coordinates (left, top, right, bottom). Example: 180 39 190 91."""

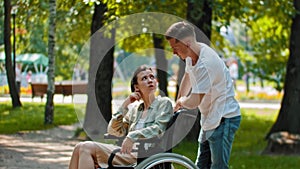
101 109 198 169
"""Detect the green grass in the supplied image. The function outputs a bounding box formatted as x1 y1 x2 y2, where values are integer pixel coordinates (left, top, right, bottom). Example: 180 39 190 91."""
0 102 84 134
173 108 300 169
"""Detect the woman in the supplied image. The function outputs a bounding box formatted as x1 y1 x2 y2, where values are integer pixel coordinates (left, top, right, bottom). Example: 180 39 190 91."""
69 65 173 169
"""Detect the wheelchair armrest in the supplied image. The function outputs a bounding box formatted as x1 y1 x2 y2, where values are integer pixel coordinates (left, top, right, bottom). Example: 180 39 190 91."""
104 133 125 139
136 136 162 145
104 133 161 143
104 133 125 146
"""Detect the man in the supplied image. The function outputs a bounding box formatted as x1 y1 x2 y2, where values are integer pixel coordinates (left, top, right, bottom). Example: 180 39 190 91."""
165 21 241 169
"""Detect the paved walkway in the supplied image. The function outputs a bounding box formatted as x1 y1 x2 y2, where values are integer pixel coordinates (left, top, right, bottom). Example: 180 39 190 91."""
0 124 80 169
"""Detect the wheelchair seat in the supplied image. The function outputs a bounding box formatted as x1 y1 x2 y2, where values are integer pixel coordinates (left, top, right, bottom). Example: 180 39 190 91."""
102 108 197 169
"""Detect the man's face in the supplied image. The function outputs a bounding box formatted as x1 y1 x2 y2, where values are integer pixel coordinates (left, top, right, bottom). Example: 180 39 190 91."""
168 38 189 60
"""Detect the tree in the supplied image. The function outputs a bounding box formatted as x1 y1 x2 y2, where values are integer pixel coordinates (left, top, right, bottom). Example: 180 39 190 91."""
211 0 294 92
110 0 186 97
93 3 115 124
187 0 212 41
2 0 91 80
265 0 300 154
44 0 56 124
153 34 168 97
181 0 213 140
3 0 22 108
83 1 115 139
55 1 91 80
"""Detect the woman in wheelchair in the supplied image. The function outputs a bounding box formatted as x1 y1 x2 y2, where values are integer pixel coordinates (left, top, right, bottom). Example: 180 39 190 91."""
69 65 173 169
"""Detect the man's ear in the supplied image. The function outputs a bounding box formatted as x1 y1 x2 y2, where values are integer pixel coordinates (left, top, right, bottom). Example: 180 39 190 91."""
186 40 191 47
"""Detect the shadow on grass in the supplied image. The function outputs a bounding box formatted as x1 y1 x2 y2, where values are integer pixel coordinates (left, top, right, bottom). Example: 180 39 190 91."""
173 109 300 169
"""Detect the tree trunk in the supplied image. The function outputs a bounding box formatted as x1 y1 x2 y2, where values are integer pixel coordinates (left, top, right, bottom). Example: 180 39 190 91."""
187 0 212 43
183 0 212 141
153 34 168 97
265 0 300 155
175 59 185 100
4 0 22 108
83 2 115 140
45 0 56 124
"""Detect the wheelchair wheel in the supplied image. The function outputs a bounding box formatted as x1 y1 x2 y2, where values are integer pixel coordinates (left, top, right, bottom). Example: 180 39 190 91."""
135 153 197 169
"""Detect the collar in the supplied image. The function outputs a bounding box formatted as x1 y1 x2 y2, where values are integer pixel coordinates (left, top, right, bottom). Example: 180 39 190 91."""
137 96 160 111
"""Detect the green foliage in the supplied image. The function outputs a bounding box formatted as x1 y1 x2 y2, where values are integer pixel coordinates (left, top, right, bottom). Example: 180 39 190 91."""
105 0 187 55
4 0 91 80
174 108 300 168
212 0 295 92
0 102 83 134
53 0 92 79
1 0 296 90
0 2 5 46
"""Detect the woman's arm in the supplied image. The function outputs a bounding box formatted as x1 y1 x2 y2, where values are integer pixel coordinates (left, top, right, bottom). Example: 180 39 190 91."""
107 106 130 137
126 98 173 142
107 92 141 137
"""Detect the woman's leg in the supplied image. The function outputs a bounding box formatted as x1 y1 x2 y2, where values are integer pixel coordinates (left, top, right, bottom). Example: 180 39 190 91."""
69 141 98 169
78 141 98 169
69 141 137 169
95 143 137 168
69 142 80 169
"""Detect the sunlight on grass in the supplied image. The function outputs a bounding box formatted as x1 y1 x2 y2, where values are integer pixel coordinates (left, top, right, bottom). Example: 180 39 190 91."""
0 102 84 134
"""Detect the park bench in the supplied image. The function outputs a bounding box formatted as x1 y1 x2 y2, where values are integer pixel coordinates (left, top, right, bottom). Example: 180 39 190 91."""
30 81 87 101
30 83 48 100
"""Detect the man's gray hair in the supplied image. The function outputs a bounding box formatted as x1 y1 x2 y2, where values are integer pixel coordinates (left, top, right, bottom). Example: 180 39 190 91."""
165 21 196 41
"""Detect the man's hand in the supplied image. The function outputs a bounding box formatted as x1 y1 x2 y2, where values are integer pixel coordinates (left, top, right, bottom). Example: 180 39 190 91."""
174 96 187 112
174 94 203 112
121 137 134 154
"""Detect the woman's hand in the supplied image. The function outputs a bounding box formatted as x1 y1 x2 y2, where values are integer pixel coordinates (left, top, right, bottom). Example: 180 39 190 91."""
121 137 134 154
121 91 141 110
129 91 141 103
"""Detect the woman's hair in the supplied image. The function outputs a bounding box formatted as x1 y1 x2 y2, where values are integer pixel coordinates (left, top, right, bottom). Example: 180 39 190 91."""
165 21 195 41
130 65 153 92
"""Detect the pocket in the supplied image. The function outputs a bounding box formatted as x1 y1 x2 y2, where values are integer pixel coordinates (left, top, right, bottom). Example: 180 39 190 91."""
227 116 241 142
208 124 224 142
229 116 241 134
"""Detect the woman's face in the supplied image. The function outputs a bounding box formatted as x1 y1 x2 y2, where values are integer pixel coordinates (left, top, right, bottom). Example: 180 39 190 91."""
135 69 157 95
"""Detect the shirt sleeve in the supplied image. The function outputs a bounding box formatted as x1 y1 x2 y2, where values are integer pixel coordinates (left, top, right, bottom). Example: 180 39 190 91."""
107 107 130 137
191 63 211 94
126 98 173 142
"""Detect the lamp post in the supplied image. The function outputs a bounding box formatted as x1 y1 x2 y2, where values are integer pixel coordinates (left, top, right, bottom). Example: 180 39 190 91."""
11 5 18 77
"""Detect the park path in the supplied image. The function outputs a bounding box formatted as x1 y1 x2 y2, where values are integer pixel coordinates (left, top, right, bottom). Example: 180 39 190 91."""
0 124 80 169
